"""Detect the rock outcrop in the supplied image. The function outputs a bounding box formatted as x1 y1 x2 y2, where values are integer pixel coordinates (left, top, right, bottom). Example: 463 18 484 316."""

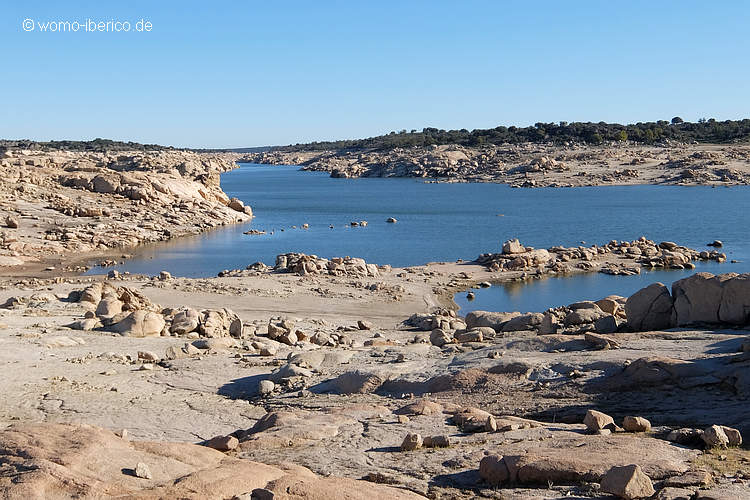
69 282 244 339
624 272 750 330
0 149 251 269
274 253 383 277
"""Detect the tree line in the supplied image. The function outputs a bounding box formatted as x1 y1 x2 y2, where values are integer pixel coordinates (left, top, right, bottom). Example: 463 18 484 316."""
276 118 750 152
0 138 174 152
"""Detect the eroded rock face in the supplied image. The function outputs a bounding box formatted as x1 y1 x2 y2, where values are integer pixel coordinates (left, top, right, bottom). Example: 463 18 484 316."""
170 308 201 335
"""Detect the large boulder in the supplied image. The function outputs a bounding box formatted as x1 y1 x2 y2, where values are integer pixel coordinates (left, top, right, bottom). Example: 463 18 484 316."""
564 302 608 326
502 312 544 332
502 238 525 254
718 273 750 325
608 356 711 389
600 464 655 499
110 310 165 337
465 311 521 331
327 370 386 394
170 308 200 335
479 455 509 485
584 409 616 433
198 308 242 338
95 298 122 318
671 273 727 325
79 283 104 304
625 283 674 331
430 328 452 347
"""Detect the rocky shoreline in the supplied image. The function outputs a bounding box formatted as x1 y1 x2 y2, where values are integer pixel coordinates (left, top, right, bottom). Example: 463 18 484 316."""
0 149 252 275
0 231 747 498
241 142 750 187
0 145 748 500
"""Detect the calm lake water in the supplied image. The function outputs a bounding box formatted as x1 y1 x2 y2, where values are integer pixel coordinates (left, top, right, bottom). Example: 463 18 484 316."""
95 163 750 312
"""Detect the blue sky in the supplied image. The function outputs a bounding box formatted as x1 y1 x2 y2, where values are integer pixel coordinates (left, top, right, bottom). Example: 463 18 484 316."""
2 1 749 148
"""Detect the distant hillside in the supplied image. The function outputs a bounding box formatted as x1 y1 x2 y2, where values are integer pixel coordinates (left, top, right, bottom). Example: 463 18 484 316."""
275 118 750 152
0 138 177 153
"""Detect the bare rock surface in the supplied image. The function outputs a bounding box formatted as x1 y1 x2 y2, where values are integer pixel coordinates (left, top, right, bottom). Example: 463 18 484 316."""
0 422 421 499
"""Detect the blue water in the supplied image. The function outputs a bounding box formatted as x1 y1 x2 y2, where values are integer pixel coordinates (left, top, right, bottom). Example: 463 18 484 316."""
94 163 750 312
453 261 737 313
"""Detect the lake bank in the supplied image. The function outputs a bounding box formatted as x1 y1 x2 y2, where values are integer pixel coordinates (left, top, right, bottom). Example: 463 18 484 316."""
89 163 750 313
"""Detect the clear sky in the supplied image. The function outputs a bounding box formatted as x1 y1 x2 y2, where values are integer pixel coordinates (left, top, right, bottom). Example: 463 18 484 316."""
2 1 749 148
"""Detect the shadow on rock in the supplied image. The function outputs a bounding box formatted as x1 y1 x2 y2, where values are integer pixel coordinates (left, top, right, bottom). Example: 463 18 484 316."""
217 374 266 399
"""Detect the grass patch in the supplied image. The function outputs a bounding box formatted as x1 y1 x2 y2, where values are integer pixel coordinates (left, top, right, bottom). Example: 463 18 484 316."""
695 447 750 478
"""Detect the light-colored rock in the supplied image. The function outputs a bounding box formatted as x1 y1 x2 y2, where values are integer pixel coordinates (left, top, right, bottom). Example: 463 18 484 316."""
720 426 742 446
600 464 655 499
134 462 152 480
502 312 544 332
455 330 483 343
702 425 729 448
395 399 443 416
452 407 493 433
204 434 239 452
137 351 160 362
400 433 422 451
95 298 123 318
170 308 200 334
584 409 615 433
67 318 102 331
0 422 420 499
423 435 450 448
429 328 452 347
110 311 165 338
623 416 651 432
502 238 525 254
258 380 275 396
671 273 726 325
564 303 607 326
